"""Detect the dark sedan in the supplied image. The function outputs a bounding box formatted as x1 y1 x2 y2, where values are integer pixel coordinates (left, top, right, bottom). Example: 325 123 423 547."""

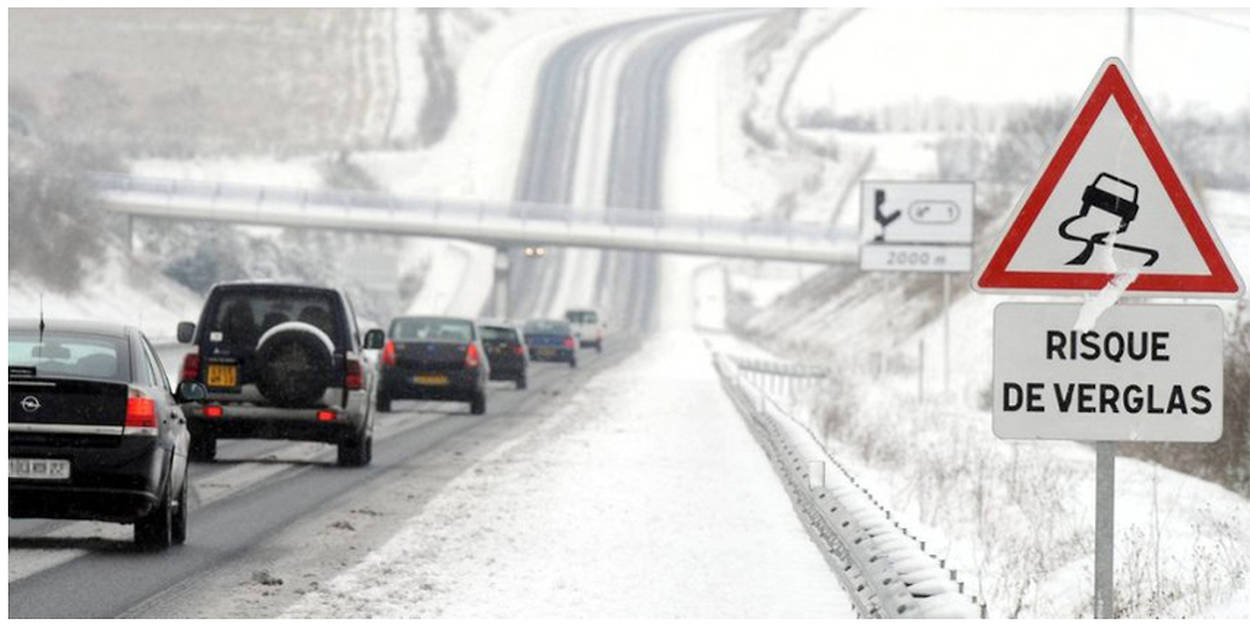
523 319 577 368
479 321 528 389
376 316 489 415
8 319 206 549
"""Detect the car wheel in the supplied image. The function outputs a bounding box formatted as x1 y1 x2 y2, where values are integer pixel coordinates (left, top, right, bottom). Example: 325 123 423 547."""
470 391 487 415
515 374 527 390
337 433 370 467
376 392 392 413
171 474 188 545
135 482 173 550
189 435 216 462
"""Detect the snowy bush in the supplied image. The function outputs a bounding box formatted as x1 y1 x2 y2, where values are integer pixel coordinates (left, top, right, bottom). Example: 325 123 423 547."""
9 88 120 292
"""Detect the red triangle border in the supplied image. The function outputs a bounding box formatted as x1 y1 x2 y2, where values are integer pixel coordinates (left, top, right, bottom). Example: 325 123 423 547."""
976 60 1241 295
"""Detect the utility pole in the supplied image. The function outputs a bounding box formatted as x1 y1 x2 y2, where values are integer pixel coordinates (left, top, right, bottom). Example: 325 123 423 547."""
1125 8 1135 71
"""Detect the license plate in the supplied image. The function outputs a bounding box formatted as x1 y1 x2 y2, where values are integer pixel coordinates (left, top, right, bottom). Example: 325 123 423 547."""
206 363 238 388
414 374 449 386
538 348 555 357
9 458 71 481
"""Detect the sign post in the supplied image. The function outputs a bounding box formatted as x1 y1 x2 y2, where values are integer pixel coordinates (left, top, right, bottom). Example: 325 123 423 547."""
860 181 973 398
973 57 1243 618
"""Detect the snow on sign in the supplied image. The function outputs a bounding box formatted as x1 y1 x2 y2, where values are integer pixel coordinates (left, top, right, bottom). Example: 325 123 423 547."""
974 57 1243 297
859 181 973 272
993 303 1223 442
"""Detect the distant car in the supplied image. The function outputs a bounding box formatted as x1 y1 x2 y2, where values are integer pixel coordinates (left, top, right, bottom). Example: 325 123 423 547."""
523 319 577 368
9 319 206 549
478 321 528 389
175 281 378 467
564 308 605 353
376 316 489 415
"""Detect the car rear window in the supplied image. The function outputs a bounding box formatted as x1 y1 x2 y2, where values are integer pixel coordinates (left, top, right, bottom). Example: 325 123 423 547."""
9 331 130 382
524 320 570 335
391 318 475 343
565 311 598 324
205 287 342 349
480 326 518 342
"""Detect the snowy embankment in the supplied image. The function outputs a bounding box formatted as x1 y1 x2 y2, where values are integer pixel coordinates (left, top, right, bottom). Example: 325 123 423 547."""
7 242 202 343
718 8 1250 618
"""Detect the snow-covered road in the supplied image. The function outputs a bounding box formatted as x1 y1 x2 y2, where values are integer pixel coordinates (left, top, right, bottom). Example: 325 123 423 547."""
284 328 854 618
281 13 856 618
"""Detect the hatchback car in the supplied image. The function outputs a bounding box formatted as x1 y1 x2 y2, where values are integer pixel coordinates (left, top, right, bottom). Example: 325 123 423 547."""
376 316 489 414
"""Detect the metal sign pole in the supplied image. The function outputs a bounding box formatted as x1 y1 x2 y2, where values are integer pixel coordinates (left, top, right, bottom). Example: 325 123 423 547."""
943 272 951 395
1094 441 1115 618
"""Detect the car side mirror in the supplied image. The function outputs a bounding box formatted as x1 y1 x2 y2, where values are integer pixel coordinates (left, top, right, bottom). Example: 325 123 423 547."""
363 329 386 350
177 322 196 344
175 381 207 403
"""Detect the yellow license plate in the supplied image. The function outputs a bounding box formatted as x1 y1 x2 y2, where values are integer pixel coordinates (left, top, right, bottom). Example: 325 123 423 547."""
414 374 450 386
206 363 238 388
538 348 555 357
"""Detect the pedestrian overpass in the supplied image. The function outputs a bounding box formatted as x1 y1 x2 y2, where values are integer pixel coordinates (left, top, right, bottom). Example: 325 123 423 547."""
93 173 858 264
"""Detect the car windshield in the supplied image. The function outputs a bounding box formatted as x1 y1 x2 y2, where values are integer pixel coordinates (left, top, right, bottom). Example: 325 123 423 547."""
206 288 341 349
565 311 598 324
8 331 129 382
391 318 474 342
479 326 518 343
524 320 570 335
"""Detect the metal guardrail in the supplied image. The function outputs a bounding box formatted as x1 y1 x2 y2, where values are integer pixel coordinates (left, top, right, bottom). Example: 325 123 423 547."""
713 353 986 618
90 172 853 243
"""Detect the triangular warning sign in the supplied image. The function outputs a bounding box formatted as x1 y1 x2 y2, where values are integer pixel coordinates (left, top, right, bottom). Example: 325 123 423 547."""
974 57 1243 297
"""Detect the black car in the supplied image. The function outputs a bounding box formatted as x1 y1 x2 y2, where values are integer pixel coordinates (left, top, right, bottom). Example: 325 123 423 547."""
376 316 489 414
8 319 206 549
175 281 380 467
523 319 577 368
479 321 528 389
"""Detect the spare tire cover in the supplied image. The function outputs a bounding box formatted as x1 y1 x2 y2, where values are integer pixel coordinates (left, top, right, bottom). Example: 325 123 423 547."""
253 321 336 407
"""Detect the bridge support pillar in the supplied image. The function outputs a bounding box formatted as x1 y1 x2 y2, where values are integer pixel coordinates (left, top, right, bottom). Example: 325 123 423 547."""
493 247 511 318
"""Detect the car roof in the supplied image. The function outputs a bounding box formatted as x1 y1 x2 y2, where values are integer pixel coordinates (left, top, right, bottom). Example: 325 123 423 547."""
392 315 475 323
211 279 338 293
9 318 135 338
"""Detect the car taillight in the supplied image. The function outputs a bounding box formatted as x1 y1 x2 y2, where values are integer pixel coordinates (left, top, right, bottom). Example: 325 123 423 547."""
181 352 200 382
465 343 480 368
317 410 336 422
514 344 525 356
203 405 223 418
125 393 158 436
346 356 364 390
563 337 575 349
382 340 396 367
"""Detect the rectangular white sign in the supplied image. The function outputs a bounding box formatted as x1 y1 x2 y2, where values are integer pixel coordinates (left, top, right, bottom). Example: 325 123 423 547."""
860 181 974 245
860 244 971 273
993 303 1223 442
860 181 973 273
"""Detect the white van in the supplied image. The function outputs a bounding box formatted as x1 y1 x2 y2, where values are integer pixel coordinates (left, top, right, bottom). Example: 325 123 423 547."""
564 308 605 353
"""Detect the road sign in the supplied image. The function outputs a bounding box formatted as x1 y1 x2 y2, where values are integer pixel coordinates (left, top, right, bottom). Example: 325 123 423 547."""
992 302 1224 442
860 181 973 272
975 58 1243 297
